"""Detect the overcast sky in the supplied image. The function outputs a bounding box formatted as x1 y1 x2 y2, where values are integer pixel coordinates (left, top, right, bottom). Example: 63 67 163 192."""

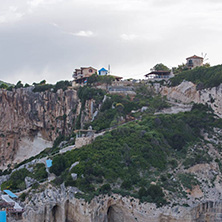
0 0 222 84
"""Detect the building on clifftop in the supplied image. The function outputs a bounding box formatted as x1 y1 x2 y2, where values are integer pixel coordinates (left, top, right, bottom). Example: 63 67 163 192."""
186 55 204 69
98 68 108 76
72 67 97 86
145 70 174 81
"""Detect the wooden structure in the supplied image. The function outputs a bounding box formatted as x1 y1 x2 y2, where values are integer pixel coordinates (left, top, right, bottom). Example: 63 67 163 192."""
145 70 171 79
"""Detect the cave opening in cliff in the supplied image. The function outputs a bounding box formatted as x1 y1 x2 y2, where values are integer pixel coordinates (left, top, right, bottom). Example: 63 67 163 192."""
52 205 58 222
65 200 76 222
107 205 124 222
52 204 62 222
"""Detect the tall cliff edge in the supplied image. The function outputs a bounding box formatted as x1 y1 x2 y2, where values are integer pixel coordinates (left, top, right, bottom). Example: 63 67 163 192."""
0 87 78 168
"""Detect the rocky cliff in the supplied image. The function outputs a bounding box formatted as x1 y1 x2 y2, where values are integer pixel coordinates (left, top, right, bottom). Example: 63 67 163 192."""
0 87 78 168
21 186 222 222
158 81 222 117
2 81 222 222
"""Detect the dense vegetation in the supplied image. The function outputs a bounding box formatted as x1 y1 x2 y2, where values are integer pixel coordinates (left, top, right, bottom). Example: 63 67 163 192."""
0 79 72 92
1 163 48 191
0 80 14 89
33 80 71 92
2 76 222 207
77 86 105 107
151 63 170 72
170 65 222 88
87 74 115 86
49 104 221 206
86 84 169 132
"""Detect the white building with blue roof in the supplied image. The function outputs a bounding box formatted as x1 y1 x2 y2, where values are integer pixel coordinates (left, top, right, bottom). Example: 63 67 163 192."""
98 68 108 76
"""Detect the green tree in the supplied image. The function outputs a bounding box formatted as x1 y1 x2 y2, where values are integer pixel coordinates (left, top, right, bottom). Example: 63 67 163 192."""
172 63 189 75
203 63 210 68
40 80 46 85
87 74 98 86
15 81 23 89
0 83 8 89
53 80 71 92
151 63 170 72
99 75 115 88
50 155 66 176
24 83 30 88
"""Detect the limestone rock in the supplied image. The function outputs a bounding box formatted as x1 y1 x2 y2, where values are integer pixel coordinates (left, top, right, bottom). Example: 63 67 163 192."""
159 81 222 117
22 186 222 222
71 173 77 181
0 88 78 168
25 176 37 189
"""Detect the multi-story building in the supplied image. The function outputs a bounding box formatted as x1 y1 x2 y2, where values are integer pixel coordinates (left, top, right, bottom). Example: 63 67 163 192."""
186 55 204 69
72 67 97 85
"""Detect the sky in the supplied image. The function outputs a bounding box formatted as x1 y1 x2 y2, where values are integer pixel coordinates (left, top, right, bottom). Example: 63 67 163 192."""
0 0 222 84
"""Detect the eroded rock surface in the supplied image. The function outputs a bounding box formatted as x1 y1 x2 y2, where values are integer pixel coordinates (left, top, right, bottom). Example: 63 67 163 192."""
159 81 222 117
0 87 78 167
21 186 222 222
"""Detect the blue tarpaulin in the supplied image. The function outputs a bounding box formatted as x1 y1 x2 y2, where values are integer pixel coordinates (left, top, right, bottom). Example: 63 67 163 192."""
0 211 6 222
3 190 18 198
46 159 52 168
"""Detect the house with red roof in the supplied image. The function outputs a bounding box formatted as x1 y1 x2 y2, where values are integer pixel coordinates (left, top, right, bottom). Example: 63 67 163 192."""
72 67 97 86
186 55 203 69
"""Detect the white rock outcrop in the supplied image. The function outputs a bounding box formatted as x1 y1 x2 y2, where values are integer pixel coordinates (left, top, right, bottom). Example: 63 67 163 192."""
159 81 222 117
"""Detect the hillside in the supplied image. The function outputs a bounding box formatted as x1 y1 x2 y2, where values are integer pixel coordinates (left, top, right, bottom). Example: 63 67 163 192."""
45 104 221 206
1 82 222 221
0 80 14 87
170 65 222 88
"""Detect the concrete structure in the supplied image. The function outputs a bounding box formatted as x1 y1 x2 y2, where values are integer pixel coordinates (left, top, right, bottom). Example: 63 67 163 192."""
74 129 95 148
145 70 173 81
72 67 97 85
1 194 24 220
186 55 203 69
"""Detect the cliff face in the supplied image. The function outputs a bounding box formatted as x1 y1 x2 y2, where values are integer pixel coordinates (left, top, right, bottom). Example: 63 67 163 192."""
22 186 222 222
159 81 222 117
0 87 78 167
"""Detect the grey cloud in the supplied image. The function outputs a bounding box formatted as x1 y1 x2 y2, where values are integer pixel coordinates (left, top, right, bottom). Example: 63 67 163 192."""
0 0 222 83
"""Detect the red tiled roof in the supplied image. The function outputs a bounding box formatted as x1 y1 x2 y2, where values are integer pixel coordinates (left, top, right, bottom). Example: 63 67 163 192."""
186 55 203 60
81 67 97 70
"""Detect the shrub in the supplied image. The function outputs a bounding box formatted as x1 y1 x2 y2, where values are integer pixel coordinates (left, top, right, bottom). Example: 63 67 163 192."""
1 168 31 191
170 65 222 88
178 173 199 190
50 155 66 176
20 192 27 202
34 163 48 181
100 184 111 193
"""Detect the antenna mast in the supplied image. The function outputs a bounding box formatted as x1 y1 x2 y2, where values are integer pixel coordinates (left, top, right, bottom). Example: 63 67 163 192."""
108 64 110 75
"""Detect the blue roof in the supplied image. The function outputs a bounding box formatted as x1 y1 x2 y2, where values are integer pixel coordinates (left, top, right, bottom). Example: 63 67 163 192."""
99 68 108 72
46 159 52 168
3 190 18 198
0 211 6 222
